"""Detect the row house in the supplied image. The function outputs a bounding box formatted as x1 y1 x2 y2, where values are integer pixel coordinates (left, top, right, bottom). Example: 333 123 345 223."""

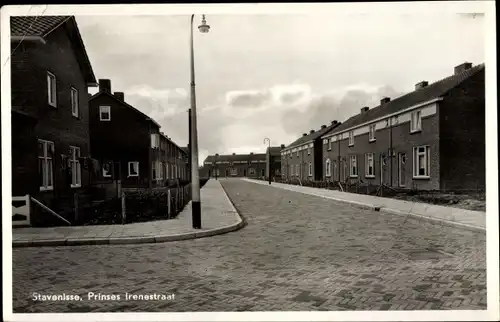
89 79 188 194
281 121 342 181
10 16 98 216
321 62 485 191
265 146 284 180
201 153 267 178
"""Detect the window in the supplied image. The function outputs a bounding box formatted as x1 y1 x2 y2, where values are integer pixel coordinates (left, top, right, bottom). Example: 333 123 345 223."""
328 139 332 150
296 149 299 157
102 161 112 177
411 110 422 132
325 159 331 177
47 72 57 107
38 140 54 191
128 161 139 177
70 87 79 117
249 168 255 175
308 162 312 177
69 146 81 187
152 161 162 180
150 134 160 149
413 146 430 178
99 106 111 121
349 155 358 177
349 131 354 146
365 153 374 178
369 124 376 142
307 147 311 155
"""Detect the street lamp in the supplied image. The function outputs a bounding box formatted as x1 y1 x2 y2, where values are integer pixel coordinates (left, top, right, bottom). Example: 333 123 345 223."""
264 137 271 185
190 14 210 229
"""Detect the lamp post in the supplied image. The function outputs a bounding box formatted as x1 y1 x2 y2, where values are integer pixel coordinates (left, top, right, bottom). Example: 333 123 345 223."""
190 14 210 229
264 137 271 185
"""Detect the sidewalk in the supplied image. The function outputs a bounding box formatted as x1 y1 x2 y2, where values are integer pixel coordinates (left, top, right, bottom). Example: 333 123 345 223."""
244 178 485 231
12 179 244 247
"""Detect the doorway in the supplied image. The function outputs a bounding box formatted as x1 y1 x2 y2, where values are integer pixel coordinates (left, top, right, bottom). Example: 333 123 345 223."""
398 152 407 187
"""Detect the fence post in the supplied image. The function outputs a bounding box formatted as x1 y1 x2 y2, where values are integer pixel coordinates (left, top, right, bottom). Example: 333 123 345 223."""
167 189 171 218
121 192 126 224
74 193 79 223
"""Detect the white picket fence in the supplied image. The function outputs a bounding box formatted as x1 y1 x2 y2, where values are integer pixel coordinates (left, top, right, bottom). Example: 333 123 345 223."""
12 195 31 226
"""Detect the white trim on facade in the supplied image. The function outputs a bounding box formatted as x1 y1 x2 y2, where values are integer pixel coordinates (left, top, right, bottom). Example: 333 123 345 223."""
322 98 441 140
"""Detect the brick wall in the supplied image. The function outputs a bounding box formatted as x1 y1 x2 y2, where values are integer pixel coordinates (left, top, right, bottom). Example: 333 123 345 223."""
11 24 92 205
439 69 485 190
323 111 440 190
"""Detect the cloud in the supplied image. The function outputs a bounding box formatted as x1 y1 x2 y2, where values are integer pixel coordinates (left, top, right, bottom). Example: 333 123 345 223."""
226 90 271 108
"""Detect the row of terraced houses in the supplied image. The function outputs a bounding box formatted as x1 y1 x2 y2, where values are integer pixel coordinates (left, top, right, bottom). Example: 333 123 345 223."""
10 16 189 218
280 62 485 191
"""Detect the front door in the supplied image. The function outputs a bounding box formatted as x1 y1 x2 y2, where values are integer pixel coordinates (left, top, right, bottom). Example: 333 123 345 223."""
398 153 406 187
243 169 247 177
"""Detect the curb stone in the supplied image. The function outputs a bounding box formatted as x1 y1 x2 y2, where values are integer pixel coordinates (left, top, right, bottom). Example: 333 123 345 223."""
12 181 246 248
244 178 485 232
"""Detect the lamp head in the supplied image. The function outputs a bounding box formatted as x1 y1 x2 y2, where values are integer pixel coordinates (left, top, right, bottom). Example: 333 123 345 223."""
198 14 210 33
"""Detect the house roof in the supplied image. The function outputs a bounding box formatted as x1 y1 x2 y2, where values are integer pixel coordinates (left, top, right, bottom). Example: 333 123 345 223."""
10 16 98 87
267 146 282 156
285 121 342 150
204 153 266 163
89 91 162 129
322 63 485 138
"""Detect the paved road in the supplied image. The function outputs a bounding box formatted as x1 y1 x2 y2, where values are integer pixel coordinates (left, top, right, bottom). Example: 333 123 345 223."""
12 179 486 312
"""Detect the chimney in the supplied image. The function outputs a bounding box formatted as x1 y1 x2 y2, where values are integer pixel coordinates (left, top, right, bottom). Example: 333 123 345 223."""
302 133 307 137
380 97 391 105
321 125 327 129
310 129 315 134
331 120 338 125
215 153 219 156
114 92 124 101
360 106 369 114
250 152 253 155
99 79 111 93
232 153 236 155
454 62 473 75
280 144 285 148
415 81 429 90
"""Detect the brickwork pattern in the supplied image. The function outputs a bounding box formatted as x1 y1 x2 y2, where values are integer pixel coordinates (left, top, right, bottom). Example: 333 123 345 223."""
12 179 486 312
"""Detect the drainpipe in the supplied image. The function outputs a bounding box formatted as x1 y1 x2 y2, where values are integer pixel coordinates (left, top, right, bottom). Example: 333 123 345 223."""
389 117 393 187
148 122 152 191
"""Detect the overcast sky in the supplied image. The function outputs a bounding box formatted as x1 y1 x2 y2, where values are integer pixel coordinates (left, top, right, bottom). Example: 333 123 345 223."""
75 12 485 164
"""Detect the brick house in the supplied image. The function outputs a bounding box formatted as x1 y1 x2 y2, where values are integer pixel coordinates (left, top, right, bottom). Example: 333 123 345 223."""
265 146 283 180
321 62 485 191
201 153 267 178
10 16 98 216
281 121 342 181
89 79 188 194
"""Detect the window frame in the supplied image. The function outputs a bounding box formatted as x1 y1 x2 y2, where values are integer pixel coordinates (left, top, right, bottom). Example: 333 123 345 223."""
410 110 422 133
47 71 57 107
70 87 79 118
99 106 111 121
369 124 376 142
128 161 139 177
365 153 375 178
349 155 358 177
348 131 354 146
308 162 313 177
150 134 160 149
325 158 331 177
69 146 82 188
102 161 112 178
328 139 332 151
413 145 430 178
38 139 55 191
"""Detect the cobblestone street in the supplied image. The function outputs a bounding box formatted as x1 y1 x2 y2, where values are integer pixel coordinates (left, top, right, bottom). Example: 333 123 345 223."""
12 179 487 312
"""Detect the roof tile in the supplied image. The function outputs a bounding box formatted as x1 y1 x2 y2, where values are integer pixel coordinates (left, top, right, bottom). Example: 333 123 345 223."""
10 16 70 37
